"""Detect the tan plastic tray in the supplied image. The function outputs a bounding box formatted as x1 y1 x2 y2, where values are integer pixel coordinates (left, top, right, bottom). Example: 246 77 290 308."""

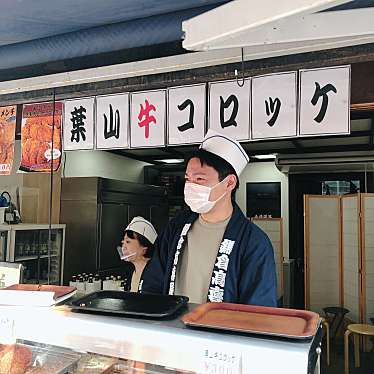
4 284 76 300
181 303 319 340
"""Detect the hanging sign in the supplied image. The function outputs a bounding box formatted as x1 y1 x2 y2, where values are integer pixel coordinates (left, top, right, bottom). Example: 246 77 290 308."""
208 79 251 141
299 65 350 136
130 89 166 148
63 97 95 151
0 106 17 175
167 84 206 145
96 93 129 149
252 72 297 140
20 102 63 172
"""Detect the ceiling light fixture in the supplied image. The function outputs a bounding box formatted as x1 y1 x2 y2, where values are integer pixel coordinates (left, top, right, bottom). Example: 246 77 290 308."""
157 159 184 164
253 154 277 160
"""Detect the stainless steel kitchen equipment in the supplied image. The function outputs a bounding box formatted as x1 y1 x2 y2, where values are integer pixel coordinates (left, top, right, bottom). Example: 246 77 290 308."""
60 177 168 284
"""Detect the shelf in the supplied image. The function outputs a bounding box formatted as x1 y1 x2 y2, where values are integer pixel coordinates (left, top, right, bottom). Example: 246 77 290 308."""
15 254 58 261
15 255 38 261
26 280 50 285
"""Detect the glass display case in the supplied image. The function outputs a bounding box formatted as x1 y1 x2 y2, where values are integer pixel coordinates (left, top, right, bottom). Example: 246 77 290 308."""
0 298 322 374
0 340 193 374
0 224 65 285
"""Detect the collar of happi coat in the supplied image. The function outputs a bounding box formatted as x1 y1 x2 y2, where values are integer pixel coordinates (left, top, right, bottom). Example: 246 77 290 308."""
168 204 246 300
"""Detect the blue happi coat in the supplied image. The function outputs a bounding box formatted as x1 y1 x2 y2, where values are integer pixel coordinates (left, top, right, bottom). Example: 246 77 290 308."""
140 203 277 306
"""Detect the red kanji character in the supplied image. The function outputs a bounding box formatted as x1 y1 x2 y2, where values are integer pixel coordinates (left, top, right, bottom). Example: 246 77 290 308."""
138 99 156 139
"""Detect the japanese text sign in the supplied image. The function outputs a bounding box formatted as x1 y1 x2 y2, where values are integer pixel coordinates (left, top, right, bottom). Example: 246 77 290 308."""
96 93 129 149
299 65 350 136
130 90 166 148
64 97 95 151
208 79 251 141
252 72 297 140
0 106 17 175
167 84 206 145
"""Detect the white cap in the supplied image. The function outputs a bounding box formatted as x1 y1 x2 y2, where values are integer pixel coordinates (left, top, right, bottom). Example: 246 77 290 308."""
199 129 249 176
125 217 158 244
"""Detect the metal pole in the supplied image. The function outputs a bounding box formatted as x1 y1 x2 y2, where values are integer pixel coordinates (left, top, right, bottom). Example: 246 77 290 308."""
47 89 56 285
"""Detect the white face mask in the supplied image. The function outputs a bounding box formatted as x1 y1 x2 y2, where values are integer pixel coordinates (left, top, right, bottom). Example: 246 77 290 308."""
184 178 228 213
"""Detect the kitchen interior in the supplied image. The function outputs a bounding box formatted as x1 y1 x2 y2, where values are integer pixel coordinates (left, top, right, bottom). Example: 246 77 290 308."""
1 116 374 372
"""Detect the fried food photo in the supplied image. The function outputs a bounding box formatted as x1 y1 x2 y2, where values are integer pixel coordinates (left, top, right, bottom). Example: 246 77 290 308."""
0 344 32 374
21 116 61 169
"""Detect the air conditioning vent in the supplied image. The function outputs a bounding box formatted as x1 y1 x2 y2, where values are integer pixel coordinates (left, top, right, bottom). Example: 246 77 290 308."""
276 151 374 173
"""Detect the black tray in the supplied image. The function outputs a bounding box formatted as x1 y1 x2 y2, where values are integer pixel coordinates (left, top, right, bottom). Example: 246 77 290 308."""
69 291 189 318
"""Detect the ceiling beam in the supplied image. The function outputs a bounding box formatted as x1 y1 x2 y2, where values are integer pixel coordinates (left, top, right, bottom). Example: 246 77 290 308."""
292 139 304 151
109 150 163 165
159 147 185 159
370 114 374 147
252 143 374 156
200 8 374 50
243 130 372 147
183 0 350 51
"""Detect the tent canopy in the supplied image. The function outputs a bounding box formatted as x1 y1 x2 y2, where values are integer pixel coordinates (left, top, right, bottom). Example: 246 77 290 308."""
183 0 374 57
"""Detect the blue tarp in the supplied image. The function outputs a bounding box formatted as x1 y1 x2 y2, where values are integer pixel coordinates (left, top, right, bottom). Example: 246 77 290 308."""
0 0 229 69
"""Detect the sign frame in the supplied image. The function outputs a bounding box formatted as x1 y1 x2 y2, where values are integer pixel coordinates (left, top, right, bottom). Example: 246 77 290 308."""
63 96 96 151
167 83 207 146
129 89 166 149
95 92 130 150
251 71 298 141
208 78 252 142
298 65 351 137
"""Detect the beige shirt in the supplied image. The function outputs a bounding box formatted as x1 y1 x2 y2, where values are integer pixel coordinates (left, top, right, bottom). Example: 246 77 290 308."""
174 215 230 303
130 269 142 292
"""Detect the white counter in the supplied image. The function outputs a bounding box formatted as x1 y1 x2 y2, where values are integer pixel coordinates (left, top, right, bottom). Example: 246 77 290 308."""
0 304 321 374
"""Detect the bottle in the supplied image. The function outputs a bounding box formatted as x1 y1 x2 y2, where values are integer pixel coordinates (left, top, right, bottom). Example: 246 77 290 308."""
120 280 126 292
69 275 77 288
94 274 102 291
85 277 96 294
110 275 116 291
76 277 85 295
103 276 111 291
116 276 122 290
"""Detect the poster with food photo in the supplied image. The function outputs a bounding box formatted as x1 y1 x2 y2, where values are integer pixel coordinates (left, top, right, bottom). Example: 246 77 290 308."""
0 105 17 175
20 102 63 172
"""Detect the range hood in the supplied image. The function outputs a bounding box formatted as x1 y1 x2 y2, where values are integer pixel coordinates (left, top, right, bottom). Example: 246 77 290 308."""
275 151 374 173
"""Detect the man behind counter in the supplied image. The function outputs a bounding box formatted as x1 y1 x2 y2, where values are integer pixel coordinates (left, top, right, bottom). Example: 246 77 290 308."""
141 129 277 306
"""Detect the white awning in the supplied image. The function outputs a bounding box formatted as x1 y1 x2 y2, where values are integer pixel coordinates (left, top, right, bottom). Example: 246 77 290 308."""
182 0 374 56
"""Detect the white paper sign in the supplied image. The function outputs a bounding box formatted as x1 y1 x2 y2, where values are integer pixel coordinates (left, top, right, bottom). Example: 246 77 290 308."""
0 317 15 344
96 93 129 149
299 65 350 136
208 79 251 141
252 72 297 140
63 97 95 150
200 347 242 374
168 84 206 145
130 90 166 148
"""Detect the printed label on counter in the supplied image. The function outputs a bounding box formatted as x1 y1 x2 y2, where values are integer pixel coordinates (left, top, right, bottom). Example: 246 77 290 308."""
199 347 241 374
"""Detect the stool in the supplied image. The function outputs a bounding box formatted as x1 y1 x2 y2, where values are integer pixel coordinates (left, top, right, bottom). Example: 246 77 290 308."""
344 323 374 374
323 306 350 339
320 317 330 366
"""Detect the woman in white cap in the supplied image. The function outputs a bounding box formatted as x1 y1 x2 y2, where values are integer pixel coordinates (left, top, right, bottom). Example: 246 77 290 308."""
141 130 277 306
120 217 157 292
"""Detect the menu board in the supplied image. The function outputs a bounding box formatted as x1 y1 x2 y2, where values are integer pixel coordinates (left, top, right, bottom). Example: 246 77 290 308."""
20 102 63 172
0 106 17 175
